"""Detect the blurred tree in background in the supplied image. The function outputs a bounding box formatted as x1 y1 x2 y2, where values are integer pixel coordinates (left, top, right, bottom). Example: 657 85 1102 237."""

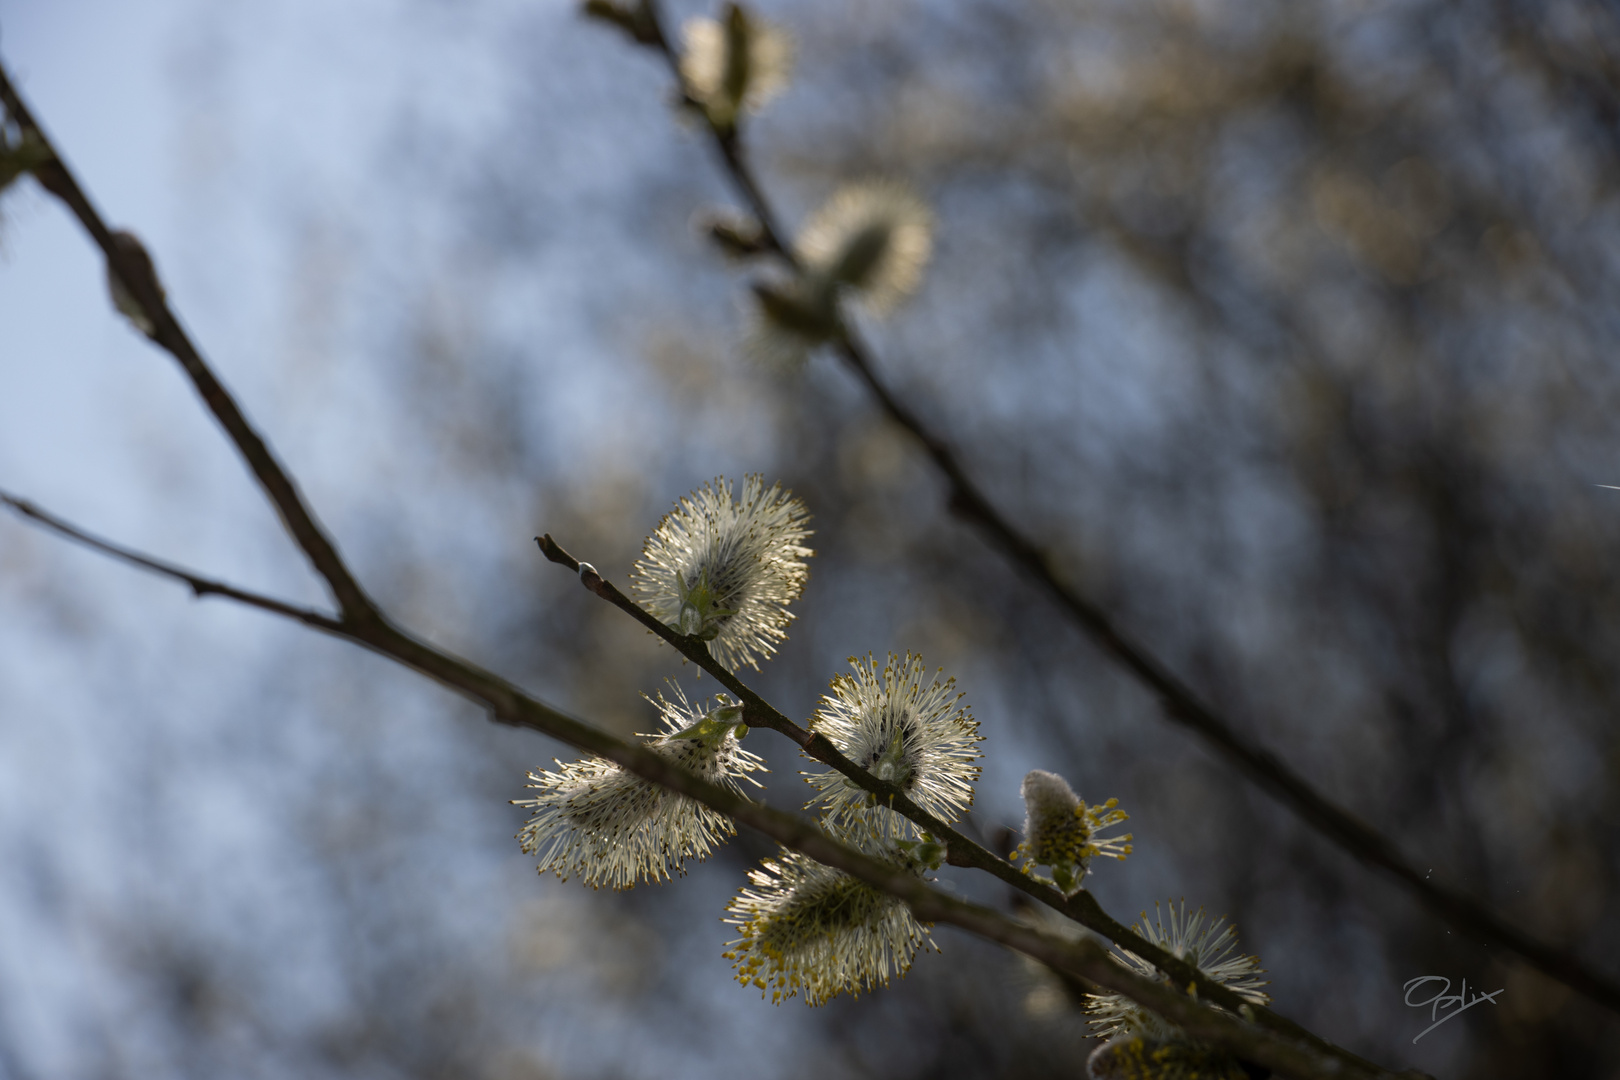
2 0 1619 1078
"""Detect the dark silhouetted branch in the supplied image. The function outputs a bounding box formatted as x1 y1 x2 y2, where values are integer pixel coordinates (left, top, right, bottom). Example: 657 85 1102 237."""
0 488 344 633
0 62 378 626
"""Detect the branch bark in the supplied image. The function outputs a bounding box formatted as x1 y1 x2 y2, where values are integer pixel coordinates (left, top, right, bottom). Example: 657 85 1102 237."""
0 63 379 626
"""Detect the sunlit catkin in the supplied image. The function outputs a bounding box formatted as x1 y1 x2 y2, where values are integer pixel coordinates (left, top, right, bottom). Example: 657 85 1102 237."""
796 179 933 314
745 181 933 367
1084 900 1271 1042
1013 769 1132 895
514 685 765 889
631 475 813 671
722 827 936 1005
804 653 982 841
679 3 793 132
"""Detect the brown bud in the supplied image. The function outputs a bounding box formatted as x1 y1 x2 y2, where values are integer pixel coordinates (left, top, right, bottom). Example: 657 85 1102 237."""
106 229 165 339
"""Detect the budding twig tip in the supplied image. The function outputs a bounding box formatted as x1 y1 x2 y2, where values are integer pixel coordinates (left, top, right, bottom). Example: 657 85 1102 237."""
577 562 608 594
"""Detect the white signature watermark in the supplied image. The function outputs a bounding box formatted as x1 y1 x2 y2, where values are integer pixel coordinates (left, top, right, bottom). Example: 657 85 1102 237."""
1403 975 1504 1043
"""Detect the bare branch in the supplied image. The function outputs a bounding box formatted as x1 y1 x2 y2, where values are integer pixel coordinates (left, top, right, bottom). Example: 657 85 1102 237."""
0 488 344 632
0 61 379 626
624 0 1620 1017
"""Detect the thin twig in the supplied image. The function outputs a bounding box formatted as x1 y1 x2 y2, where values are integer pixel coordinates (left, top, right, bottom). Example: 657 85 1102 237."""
0 62 378 626
625 0 1620 1016
0 489 343 632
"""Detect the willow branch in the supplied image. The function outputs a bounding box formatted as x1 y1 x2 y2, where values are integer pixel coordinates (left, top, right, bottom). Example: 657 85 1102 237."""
0 61 378 626
616 0 1620 1017
0 488 344 633
0 493 1417 1080
536 534 1401 1074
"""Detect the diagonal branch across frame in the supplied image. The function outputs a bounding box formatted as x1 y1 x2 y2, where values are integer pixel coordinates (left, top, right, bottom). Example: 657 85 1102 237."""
610 0 1620 1017
0 65 378 626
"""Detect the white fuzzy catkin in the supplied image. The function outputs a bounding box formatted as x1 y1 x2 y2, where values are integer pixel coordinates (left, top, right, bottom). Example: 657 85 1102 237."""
804 653 982 841
680 5 793 128
1013 769 1132 895
796 180 934 314
745 182 933 366
514 685 765 890
723 825 936 1006
1020 769 1086 861
631 475 813 672
1084 900 1271 1042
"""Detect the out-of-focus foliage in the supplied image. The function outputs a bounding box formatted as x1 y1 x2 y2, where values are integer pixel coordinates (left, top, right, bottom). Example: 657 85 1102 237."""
3 0 1619 1078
